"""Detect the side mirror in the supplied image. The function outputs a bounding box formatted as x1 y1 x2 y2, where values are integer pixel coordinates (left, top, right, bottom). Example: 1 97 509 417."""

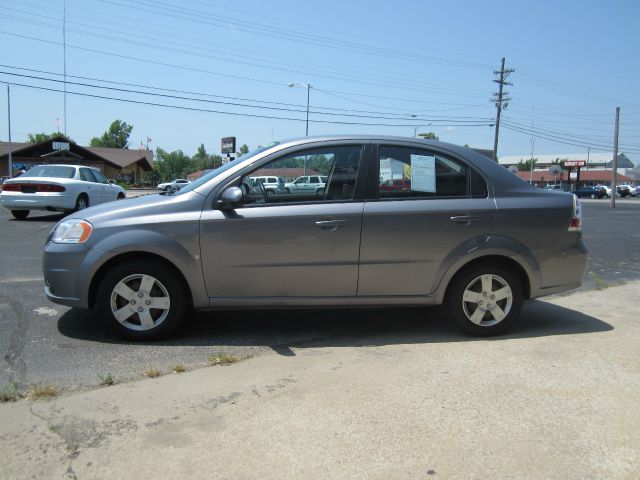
219 186 243 208
108 179 116 184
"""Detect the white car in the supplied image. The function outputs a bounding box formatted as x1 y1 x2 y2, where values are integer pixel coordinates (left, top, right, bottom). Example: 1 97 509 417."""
594 185 611 197
0 164 126 220
284 175 328 194
157 179 190 191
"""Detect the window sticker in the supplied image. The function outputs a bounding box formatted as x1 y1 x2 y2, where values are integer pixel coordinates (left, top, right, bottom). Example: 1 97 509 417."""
410 155 436 192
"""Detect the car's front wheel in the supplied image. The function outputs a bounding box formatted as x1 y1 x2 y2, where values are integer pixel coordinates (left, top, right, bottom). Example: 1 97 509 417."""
446 264 523 336
96 261 186 340
11 210 29 220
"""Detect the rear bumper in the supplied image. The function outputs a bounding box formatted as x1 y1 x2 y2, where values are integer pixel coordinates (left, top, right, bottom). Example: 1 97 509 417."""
530 239 588 298
1 192 76 211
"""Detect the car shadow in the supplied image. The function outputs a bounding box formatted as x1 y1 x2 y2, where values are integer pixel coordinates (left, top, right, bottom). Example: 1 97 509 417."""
10 212 66 222
57 299 613 353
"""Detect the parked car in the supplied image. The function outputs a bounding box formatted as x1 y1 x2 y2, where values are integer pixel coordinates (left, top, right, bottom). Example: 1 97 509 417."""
157 179 190 191
544 184 562 191
43 136 587 340
574 186 606 199
379 178 411 191
594 184 612 197
284 175 327 195
248 176 286 195
631 186 640 197
0 164 125 220
616 185 632 197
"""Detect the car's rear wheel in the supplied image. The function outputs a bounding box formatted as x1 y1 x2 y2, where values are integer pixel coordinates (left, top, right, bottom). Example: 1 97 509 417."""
446 264 523 336
117 193 125 200
590 193 596 199
75 194 88 211
11 210 29 220
96 261 186 340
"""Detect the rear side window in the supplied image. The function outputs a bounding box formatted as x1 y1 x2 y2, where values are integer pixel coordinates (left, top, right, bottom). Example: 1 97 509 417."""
80 168 97 182
377 146 486 199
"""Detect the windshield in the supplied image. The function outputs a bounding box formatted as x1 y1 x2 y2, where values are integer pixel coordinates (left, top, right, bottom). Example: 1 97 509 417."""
172 141 280 195
21 165 76 179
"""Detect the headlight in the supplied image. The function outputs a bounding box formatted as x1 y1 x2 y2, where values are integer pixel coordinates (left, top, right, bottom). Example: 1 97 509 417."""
51 219 93 244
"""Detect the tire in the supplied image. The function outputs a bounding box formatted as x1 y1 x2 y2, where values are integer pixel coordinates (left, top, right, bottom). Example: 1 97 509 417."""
96 261 187 340
266 189 274 196
590 193 596 199
445 264 523 336
117 193 125 200
284 187 290 194
11 210 29 220
74 194 89 212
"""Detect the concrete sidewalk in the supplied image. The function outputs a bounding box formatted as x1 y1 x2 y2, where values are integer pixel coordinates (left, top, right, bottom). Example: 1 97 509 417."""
1 283 639 479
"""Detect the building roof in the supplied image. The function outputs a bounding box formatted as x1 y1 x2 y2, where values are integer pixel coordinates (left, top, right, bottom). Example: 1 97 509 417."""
0 140 154 171
86 146 154 170
499 152 635 168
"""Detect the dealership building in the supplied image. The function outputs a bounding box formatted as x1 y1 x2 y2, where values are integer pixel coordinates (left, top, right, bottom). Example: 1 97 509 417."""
0 137 154 183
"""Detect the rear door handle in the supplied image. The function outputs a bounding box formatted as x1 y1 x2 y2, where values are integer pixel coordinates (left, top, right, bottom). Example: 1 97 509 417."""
450 215 479 224
315 219 348 231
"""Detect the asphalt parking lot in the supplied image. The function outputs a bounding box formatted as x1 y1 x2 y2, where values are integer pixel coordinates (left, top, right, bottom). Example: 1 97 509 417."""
1 197 639 393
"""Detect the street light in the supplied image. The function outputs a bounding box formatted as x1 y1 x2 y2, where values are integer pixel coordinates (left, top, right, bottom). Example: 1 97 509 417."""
288 82 312 136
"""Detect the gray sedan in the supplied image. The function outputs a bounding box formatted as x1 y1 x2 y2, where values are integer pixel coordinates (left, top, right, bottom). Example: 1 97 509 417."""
43 136 587 339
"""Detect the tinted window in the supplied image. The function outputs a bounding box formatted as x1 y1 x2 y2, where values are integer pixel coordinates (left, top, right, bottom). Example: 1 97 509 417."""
377 146 473 199
21 165 75 179
241 145 362 205
80 168 97 182
92 170 109 184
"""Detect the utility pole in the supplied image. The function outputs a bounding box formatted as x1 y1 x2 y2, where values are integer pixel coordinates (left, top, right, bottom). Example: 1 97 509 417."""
610 107 620 208
63 0 67 136
6 84 13 178
492 57 514 162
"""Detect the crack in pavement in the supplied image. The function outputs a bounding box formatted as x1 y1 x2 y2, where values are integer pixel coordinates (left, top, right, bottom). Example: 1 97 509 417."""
1 292 30 388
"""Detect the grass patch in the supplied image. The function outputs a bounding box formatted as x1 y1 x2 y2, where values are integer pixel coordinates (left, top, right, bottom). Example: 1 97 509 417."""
208 353 239 366
0 383 22 402
591 272 610 290
144 367 161 378
173 364 186 373
98 373 115 386
28 385 58 400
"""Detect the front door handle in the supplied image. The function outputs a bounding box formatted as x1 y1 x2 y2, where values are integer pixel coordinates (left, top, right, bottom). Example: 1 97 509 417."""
450 215 479 224
315 219 348 231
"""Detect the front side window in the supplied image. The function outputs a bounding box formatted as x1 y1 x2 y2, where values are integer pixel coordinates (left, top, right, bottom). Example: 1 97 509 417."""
80 168 97 183
377 146 485 199
240 145 362 206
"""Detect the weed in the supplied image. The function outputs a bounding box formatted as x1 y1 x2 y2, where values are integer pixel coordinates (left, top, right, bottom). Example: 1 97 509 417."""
208 353 239 366
591 272 609 290
0 383 22 402
144 367 161 378
173 364 186 373
28 385 58 400
98 373 115 386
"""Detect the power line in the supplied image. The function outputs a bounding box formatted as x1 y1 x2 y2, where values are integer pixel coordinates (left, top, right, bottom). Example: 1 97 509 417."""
5 81 496 128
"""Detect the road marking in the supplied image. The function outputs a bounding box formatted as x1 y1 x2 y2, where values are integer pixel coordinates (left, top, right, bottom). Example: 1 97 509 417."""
0 277 42 284
33 307 58 317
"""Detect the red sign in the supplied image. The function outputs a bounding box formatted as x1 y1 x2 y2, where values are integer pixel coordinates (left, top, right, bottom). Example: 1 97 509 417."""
564 160 586 167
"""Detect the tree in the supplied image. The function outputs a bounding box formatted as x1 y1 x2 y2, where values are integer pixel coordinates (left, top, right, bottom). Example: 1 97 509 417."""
26 132 73 144
518 158 538 171
90 120 133 148
238 144 249 156
418 132 439 141
153 148 192 181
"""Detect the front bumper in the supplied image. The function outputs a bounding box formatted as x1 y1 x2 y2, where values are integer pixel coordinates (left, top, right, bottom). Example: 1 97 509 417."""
42 241 104 309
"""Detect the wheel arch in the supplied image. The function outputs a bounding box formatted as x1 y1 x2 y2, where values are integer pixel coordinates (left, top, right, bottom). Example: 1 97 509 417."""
443 255 531 304
88 251 193 310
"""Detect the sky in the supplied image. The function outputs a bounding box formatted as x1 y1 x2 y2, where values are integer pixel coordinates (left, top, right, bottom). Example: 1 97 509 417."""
1 0 639 165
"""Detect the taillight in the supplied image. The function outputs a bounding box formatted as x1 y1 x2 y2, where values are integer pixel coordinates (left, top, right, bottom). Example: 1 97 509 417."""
568 195 582 232
1 183 65 192
37 184 66 192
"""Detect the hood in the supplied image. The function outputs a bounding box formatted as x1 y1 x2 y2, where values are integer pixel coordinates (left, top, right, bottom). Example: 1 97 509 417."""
65 191 206 225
